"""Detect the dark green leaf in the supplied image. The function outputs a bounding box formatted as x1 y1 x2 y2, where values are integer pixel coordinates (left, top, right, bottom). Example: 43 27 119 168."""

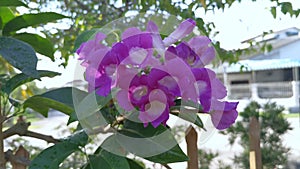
145 144 188 164
67 112 78 125
73 29 99 52
83 155 111 169
126 159 145 169
24 87 87 116
13 33 55 60
84 140 130 169
92 149 130 169
281 2 293 15
29 131 88 169
63 130 89 146
23 96 73 116
40 87 87 108
96 135 127 156
0 36 39 77
0 0 28 7
0 7 15 29
3 12 67 35
117 120 188 164
3 70 60 95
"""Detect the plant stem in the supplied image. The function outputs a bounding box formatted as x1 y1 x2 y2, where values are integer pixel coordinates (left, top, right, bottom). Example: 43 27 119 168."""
0 120 5 169
0 89 6 169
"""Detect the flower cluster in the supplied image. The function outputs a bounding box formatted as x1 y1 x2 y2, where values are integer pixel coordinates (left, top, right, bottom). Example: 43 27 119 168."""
77 18 238 130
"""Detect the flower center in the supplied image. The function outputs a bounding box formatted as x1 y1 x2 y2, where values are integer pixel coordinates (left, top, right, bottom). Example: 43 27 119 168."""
132 85 148 101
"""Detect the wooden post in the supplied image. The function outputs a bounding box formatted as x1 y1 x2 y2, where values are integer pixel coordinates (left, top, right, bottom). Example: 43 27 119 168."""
185 125 198 169
11 146 30 169
249 117 262 169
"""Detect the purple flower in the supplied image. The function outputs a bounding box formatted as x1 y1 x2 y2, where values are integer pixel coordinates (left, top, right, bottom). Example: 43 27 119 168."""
191 68 238 129
210 100 238 130
78 18 238 130
188 36 215 66
163 18 196 46
116 68 179 127
165 36 215 67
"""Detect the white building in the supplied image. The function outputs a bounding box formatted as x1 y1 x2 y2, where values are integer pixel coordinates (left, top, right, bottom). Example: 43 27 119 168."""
219 27 300 112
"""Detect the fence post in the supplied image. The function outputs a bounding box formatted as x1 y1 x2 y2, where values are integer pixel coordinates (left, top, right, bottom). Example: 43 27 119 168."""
185 125 198 169
11 146 30 169
249 117 262 169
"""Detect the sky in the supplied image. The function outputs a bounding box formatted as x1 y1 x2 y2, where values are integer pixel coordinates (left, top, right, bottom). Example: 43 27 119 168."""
35 0 300 88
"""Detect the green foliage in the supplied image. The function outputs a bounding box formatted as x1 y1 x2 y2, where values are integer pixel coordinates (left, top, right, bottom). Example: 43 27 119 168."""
0 36 39 77
28 0 300 66
171 99 204 129
84 149 131 169
0 7 15 29
198 149 219 169
118 119 189 164
0 4 67 66
2 12 67 36
23 87 87 117
13 33 55 60
29 131 88 169
2 70 60 95
221 101 292 168
0 0 28 7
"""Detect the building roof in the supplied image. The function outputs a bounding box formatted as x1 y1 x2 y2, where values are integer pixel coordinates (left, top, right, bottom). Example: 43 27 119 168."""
241 27 300 44
239 27 300 60
222 59 300 73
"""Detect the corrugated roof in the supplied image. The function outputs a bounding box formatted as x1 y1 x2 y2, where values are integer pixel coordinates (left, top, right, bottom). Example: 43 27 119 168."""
223 59 300 73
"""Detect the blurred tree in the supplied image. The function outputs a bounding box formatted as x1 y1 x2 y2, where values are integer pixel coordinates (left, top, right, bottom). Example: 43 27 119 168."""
220 102 292 169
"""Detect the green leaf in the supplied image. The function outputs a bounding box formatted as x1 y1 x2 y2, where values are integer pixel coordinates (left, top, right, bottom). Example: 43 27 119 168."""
116 119 188 164
23 96 73 116
271 7 277 18
0 0 28 7
3 12 67 35
83 155 111 169
41 87 87 108
0 36 39 78
127 158 146 169
91 148 130 169
0 7 15 29
174 112 204 129
145 144 188 164
24 87 87 116
126 159 145 169
13 33 55 61
171 99 204 129
281 2 293 15
96 135 127 156
73 29 99 52
67 112 78 125
85 142 130 169
3 70 60 95
74 90 112 131
29 131 88 169
63 130 89 146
